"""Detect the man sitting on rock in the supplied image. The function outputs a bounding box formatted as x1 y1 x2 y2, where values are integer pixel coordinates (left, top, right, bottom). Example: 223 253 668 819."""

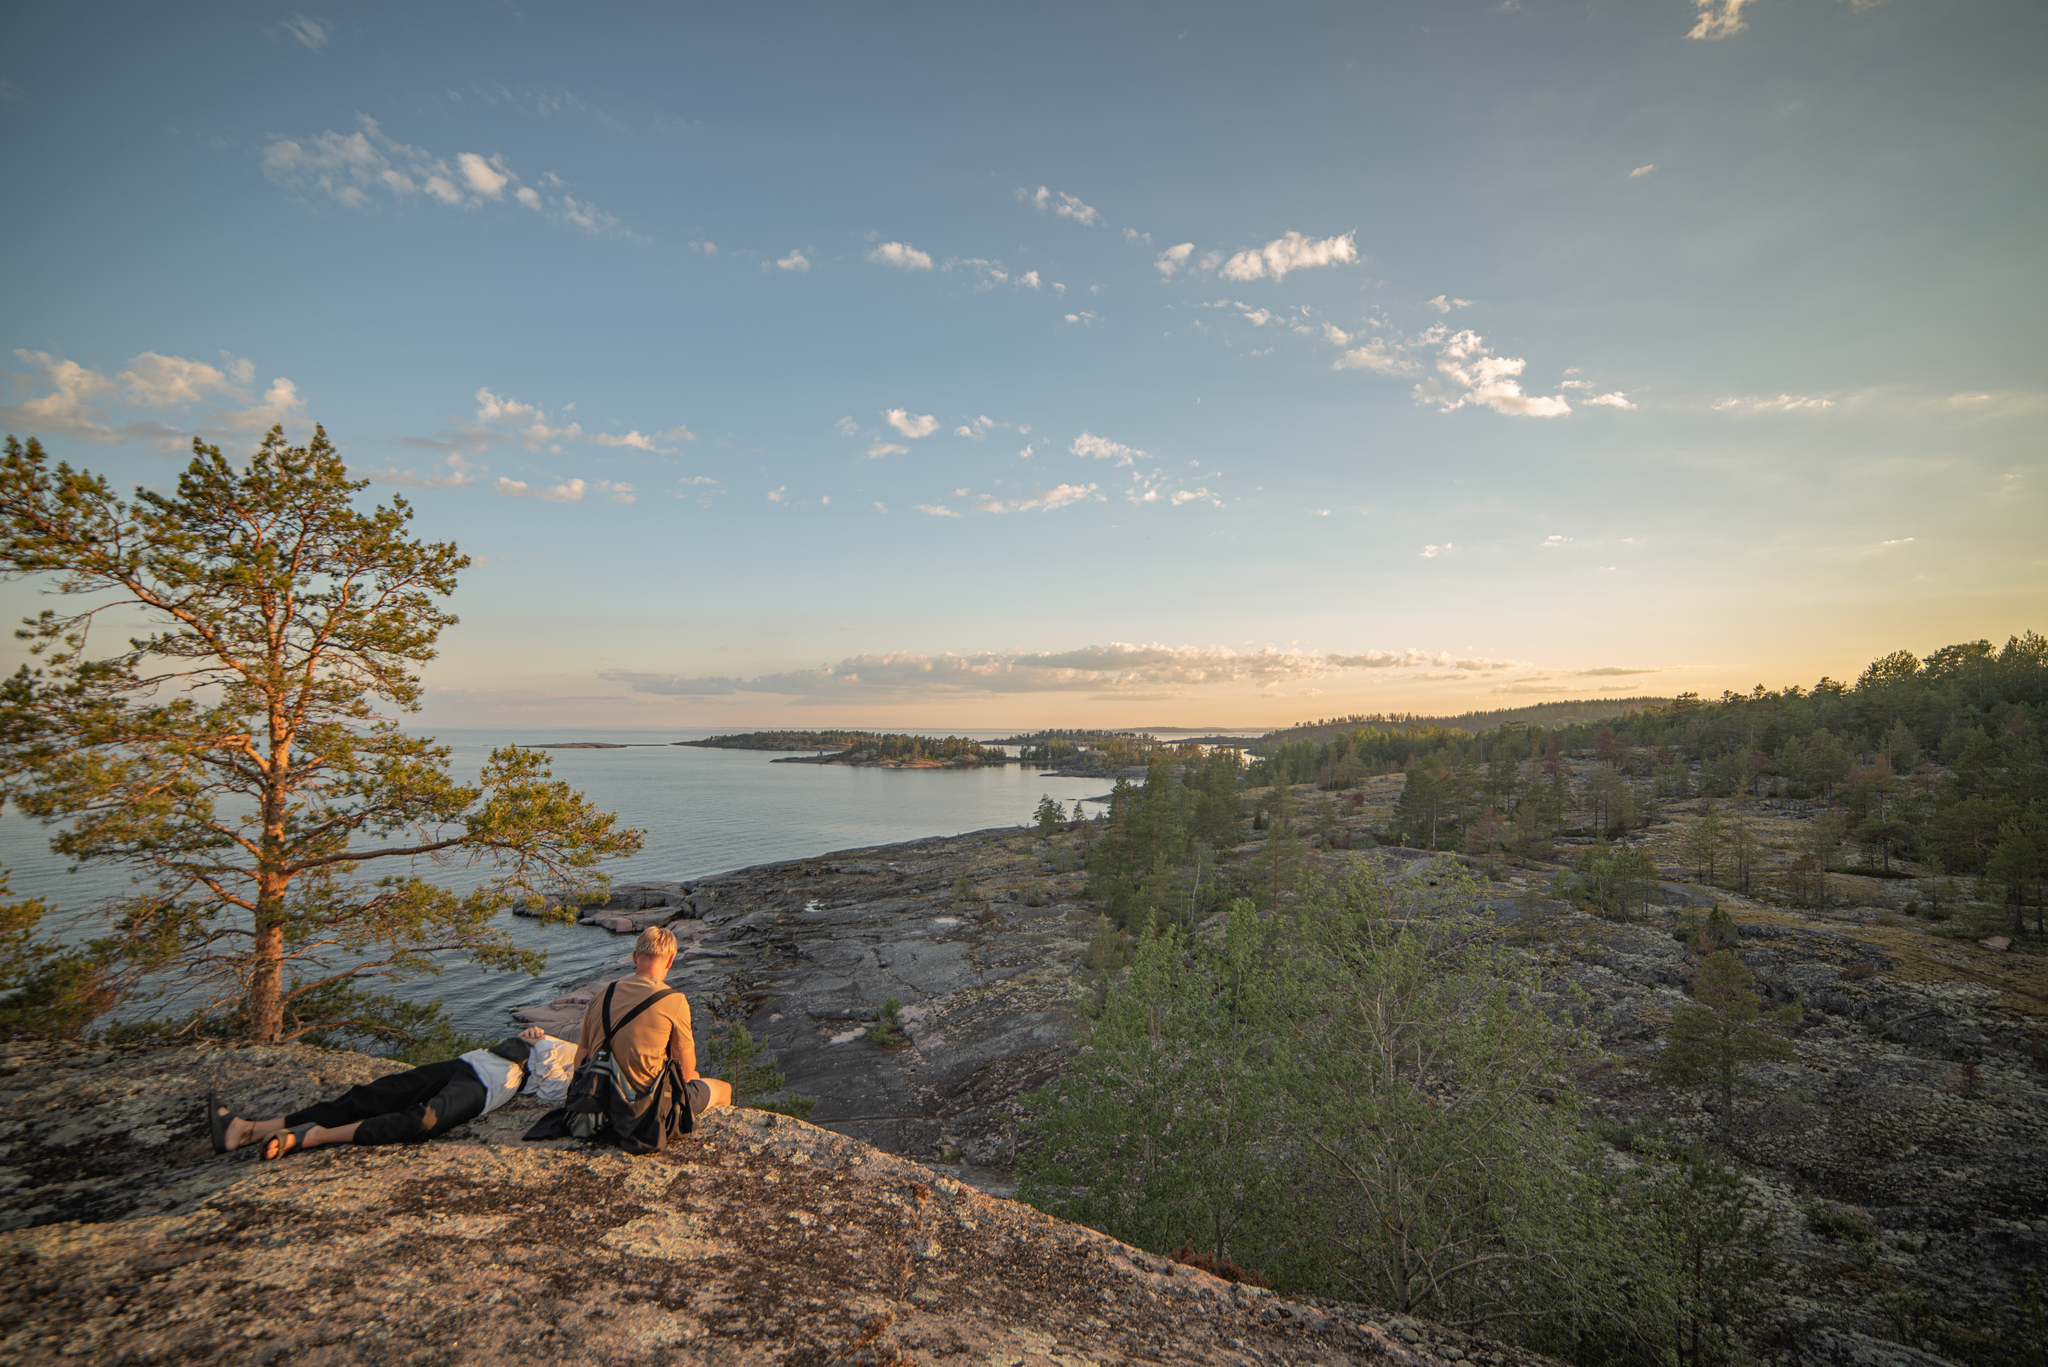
211 1025 570 1160
577 925 731 1122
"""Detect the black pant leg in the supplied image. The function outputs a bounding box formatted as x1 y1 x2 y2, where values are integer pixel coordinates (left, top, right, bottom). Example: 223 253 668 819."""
285 1059 464 1131
350 1061 488 1147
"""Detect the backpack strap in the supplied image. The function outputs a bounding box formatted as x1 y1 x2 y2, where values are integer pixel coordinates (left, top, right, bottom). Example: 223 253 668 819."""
592 982 676 1059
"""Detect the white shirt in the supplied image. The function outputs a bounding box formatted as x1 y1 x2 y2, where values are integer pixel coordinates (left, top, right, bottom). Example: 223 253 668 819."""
519 1037 578 1104
458 1049 527 1114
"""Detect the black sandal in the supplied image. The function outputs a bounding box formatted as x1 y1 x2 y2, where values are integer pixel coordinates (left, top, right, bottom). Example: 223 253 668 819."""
262 1124 315 1161
208 1092 233 1155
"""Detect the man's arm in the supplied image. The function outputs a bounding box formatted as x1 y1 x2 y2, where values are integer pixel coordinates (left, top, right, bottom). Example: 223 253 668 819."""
669 1000 699 1081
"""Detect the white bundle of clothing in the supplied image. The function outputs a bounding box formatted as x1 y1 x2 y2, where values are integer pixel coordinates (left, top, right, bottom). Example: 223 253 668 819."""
518 1036 578 1104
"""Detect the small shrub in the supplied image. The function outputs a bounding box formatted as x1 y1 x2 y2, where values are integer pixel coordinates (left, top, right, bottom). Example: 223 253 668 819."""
1592 1115 1665 1154
1804 1200 1875 1243
1168 1241 1271 1288
867 997 911 1050
1839 960 1878 981
709 1021 789 1107
1674 905 1740 953
756 1093 818 1120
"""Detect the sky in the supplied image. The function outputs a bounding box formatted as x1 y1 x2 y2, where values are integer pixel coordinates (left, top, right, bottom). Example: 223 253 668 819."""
1 0 2042 732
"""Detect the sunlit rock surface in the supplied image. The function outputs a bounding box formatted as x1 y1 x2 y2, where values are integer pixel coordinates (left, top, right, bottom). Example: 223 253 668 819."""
0 1039 1465 1367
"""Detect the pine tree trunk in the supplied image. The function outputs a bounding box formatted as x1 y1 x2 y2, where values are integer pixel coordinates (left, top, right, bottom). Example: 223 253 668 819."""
248 921 285 1041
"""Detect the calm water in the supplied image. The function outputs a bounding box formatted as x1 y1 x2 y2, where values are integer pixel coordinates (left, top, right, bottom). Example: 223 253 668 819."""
1 728 1146 1034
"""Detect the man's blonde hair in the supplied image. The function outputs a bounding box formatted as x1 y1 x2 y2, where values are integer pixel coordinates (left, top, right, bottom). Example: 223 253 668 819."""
633 926 678 960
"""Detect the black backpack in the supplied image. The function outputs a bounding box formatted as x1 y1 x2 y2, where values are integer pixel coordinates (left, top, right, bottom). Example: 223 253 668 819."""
523 983 696 1154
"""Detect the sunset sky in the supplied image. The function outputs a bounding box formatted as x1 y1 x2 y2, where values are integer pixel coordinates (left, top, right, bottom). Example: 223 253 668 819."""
2 1 2042 730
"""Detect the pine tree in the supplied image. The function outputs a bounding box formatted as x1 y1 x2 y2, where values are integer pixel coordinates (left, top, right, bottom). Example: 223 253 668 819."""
0 429 642 1043
1652 950 1799 1141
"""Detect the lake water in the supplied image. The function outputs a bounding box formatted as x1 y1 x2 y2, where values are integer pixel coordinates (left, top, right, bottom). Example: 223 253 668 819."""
0 727 1207 1035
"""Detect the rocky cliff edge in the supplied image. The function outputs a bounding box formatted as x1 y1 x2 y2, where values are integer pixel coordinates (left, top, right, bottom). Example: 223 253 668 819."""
0 1040 1474 1367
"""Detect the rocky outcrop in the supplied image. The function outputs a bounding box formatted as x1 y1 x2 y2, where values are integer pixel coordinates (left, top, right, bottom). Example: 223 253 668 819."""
515 830 1097 1179
0 1039 1460 1367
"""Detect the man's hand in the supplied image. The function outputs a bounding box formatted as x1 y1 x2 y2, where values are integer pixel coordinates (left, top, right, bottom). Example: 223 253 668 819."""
520 1026 547 1041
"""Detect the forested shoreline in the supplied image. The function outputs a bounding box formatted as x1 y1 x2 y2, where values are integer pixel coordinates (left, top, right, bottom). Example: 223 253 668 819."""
1009 632 2045 1367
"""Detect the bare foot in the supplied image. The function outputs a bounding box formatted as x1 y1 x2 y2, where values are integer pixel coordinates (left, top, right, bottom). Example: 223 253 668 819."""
223 1114 259 1152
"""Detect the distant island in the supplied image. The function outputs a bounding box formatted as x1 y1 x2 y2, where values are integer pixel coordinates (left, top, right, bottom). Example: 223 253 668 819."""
531 741 668 749
677 730 1004 768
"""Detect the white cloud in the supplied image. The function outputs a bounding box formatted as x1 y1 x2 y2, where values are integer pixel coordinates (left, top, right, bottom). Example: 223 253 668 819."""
468 386 691 454
1424 295 1472 313
1414 331 1570 417
1240 307 1274 327
213 377 307 432
867 442 909 458
1419 543 1454 558
1156 243 1194 278
260 117 622 237
775 249 811 272
886 409 939 439
1015 483 1099 512
1219 231 1358 282
1020 186 1100 227
1124 228 1151 245
261 116 628 236
1169 487 1223 507
1064 311 1097 325
967 482 1102 514
1319 323 1352 347
1070 432 1142 466
279 14 330 49
954 416 996 439
766 486 786 503
1630 164 1656 177
599 480 636 504
914 503 960 518
1334 339 1419 377
1019 270 1042 291
688 239 717 255
495 476 586 503
834 415 860 437
1713 393 1835 412
1583 392 1636 409
360 451 480 489
598 640 1525 702
1688 0 1754 39
457 152 509 198
867 241 933 271
1540 534 1572 548
2 348 311 445
474 387 537 424
593 427 693 449
117 352 250 406
1880 537 1914 545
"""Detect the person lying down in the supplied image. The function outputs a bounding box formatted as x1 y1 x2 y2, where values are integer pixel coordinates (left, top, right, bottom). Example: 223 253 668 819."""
209 1026 578 1160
